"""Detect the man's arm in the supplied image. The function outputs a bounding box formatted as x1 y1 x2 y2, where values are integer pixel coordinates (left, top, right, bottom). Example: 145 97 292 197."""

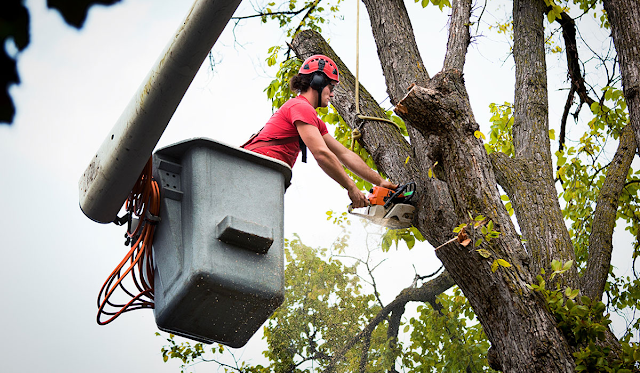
323 134 398 190
295 121 369 207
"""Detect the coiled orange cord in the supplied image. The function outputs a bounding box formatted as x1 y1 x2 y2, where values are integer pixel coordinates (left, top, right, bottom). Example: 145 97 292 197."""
97 157 160 325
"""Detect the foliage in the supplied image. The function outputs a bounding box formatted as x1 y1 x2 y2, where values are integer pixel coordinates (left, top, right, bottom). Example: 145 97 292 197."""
263 234 381 372
484 102 514 157
381 226 425 252
556 85 640 278
403 287 497 373
254 0 344 38
607 275 640 338
452 214 501 250
159 334 268 373
265 56 300 109
413 0 451 11
528 260 640 372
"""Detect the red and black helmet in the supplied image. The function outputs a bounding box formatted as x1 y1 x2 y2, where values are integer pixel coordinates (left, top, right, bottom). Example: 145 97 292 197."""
299 54 340 83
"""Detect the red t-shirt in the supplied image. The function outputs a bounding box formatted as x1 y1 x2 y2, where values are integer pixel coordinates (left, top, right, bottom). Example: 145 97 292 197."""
246 95 329 167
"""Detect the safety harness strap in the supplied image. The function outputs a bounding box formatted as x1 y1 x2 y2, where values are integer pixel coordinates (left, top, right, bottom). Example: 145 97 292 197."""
243 136 308 163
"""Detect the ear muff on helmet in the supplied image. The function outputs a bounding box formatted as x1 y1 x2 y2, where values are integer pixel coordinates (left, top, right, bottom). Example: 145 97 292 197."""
309 71 328 91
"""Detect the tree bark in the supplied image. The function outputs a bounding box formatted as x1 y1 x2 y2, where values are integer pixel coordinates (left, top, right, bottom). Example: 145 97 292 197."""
361 0 459 245
603 0 640 151
583 124 637 301
396 71 575 372
509 0 578 287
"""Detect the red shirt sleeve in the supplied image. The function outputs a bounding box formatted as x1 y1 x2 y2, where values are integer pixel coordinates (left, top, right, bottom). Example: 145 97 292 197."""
288 100 329 136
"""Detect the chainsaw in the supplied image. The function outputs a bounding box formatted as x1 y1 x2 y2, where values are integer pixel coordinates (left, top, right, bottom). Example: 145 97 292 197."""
348 182 416 229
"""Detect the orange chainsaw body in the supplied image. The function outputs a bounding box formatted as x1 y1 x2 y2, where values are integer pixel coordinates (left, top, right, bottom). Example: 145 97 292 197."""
348 183 417 229
368 186 414 206
368 186 395 206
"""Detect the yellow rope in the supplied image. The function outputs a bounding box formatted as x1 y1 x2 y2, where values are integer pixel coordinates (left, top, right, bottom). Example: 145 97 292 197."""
355 0 360 116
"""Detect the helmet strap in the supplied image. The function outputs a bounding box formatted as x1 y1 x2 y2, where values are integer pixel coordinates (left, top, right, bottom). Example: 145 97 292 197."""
315 87 323 108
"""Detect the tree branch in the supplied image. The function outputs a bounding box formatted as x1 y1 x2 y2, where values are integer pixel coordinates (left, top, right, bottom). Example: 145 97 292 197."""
321 270 455 372
583 124 637 301
555 11 596 109
358 331 371 373
360 1 459 245
559 84 576 154
511 0 578 286
551 10 597 154
603 0 640 149
232 9 307 21
443 0 472 72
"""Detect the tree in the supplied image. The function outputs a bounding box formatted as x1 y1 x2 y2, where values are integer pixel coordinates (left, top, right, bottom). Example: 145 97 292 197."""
166 0 640 371
160 225 497 372
1 0 121 124
283 0 639 371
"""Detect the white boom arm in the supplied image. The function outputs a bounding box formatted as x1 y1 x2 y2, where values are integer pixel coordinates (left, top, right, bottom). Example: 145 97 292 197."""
79 0 242 223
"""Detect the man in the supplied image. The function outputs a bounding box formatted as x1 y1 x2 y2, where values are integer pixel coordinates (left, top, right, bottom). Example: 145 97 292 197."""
243 54 396 208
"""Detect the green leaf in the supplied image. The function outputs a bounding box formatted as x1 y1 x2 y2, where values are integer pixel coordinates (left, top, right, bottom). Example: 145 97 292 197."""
491 260 499 272
568 289 580 300
476 249 492 258
496 259 511 268
562 260 573 271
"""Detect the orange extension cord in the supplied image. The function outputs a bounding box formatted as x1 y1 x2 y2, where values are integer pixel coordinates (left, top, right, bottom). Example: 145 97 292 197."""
97 157 160 325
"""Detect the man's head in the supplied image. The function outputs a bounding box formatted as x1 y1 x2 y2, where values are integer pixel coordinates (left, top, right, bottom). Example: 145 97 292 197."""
290 54 339 107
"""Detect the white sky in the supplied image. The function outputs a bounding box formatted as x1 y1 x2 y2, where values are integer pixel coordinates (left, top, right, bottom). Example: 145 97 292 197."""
0 0 633 372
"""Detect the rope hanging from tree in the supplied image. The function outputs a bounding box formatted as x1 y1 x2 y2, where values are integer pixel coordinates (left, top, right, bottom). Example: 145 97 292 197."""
351 0 403 150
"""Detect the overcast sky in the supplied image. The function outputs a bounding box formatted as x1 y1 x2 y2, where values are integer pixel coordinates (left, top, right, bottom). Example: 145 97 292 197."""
0 0 632 372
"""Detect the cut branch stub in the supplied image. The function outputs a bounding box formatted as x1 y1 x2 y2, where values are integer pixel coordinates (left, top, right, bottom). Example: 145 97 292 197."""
396 71 477 138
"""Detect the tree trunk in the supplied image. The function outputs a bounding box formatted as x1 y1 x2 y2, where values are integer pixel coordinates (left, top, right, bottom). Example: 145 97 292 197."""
507 0 578 287
397 70 575 372
603 0 640 151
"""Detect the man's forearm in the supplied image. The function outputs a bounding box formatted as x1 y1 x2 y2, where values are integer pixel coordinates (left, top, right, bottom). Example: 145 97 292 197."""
314 149 360 191
340 151 386 185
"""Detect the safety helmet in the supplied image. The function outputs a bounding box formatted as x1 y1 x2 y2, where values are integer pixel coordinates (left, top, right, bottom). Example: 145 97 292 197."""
299 54 340 84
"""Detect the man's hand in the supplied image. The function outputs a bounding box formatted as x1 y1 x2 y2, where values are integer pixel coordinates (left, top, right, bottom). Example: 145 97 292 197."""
348 186 369 208
379 180 398 190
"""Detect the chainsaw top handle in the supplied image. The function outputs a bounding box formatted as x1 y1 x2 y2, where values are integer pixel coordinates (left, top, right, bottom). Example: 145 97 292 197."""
382 182 416 209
